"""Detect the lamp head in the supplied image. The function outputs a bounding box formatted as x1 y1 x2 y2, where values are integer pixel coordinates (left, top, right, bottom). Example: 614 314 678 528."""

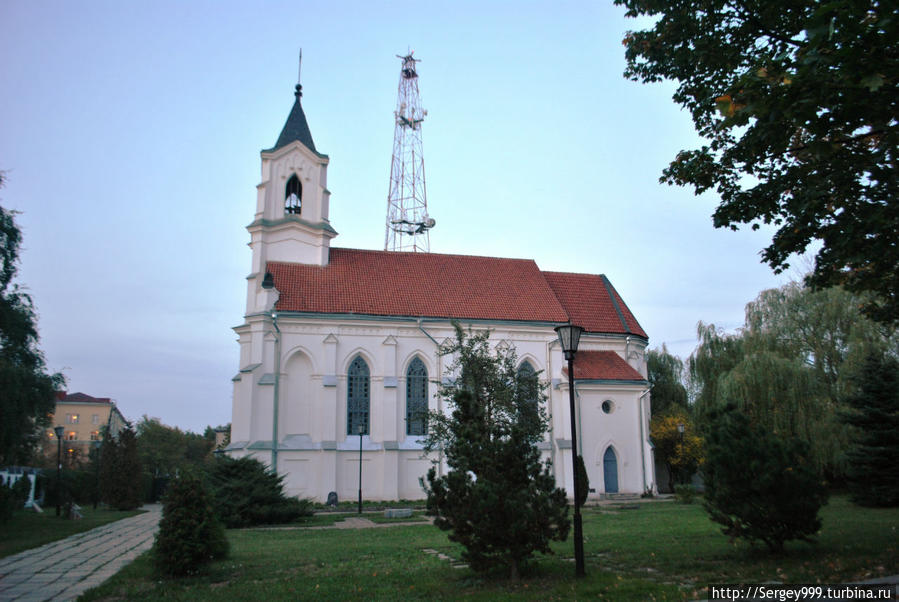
261 271 275 290
554 324 585 359
54 425 64 439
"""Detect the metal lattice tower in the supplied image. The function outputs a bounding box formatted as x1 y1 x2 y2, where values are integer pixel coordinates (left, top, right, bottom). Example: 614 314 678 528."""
385 52 435 252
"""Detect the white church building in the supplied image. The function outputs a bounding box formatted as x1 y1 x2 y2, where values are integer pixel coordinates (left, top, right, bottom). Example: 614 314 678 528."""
225 80 657 502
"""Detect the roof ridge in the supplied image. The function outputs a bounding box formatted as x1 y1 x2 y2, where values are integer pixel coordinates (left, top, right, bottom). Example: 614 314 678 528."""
542 269 605 278
599 275 632 335
327 247 541 264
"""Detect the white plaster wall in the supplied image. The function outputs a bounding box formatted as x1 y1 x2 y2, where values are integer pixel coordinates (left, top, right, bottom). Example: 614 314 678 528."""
578 385 648 495
229 315 650 501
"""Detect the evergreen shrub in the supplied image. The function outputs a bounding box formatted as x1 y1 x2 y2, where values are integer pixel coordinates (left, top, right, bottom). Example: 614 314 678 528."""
842 352 899 507
702 404 827 552
425 326 570 578
207 456 312 528
574 454 590 507
154 470 228 577
11 475 31 506
0 484 16 522
674 483 695 504
100 425 142 510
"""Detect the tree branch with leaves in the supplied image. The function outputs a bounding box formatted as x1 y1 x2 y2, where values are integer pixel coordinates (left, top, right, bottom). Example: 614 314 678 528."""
0 171 64 465
618 0 899 322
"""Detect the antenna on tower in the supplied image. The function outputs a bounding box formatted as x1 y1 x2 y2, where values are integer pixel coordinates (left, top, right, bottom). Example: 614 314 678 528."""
385 50 435 252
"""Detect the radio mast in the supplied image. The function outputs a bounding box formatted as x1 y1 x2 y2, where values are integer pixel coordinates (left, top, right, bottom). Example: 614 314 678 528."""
385 51 435 252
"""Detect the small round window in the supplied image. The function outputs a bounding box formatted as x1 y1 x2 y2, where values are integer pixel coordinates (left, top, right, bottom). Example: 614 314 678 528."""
601 400 614 414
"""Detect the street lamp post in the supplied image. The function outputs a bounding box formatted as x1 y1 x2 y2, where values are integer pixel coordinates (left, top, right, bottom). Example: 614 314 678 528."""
92 440 101 509
357 424 365 514
54 425 64 517
555 323 586 577
677 423 685 486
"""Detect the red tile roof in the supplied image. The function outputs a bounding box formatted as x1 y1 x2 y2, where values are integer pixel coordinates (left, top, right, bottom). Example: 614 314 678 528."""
57 392 112 404
268 248 647 337
562 351 646 382
542 272 647 338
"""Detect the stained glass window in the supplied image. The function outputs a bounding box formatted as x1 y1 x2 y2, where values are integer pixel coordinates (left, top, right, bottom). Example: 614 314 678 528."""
406 358 428 436
347 356 370 435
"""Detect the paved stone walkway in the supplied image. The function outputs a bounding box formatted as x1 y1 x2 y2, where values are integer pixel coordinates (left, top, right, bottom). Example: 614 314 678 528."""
0 505 162 602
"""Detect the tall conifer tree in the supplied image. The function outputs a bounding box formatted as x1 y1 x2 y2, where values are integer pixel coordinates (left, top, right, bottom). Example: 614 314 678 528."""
424 326 569 578
842 353 899 507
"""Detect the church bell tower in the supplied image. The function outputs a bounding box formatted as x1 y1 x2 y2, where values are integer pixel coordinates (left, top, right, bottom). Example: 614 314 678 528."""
245 59 336 315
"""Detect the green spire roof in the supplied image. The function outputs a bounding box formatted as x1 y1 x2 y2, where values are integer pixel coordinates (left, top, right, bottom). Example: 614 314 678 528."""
266 84 317 153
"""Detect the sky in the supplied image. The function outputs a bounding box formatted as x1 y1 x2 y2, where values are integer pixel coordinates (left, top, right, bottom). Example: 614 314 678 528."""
1 0 794 433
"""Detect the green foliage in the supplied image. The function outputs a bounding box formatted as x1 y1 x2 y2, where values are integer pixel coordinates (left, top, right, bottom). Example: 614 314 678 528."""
702 404 828 553
206 455 312 528
650 411 703 492
424 325 570 578
689 283 896 479
100 425 143 510
65 467 100 505
0 174 64 465
618 1 899 322
674 484 696 504
842 352 899 507
135 416 214 501
154 470 228 577
646 344 688 415
574 454 589 507
0 484 17 523
43 472 67 511
10 475 31 506
136 415 214 478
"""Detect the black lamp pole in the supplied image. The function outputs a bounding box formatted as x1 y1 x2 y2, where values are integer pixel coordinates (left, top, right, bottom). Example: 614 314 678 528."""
54 425 64 516
93 440 101 509
677 423 685 486
555 324 586 577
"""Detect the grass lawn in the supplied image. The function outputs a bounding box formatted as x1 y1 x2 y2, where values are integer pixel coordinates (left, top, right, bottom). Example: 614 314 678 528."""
79 496 897 601
0 506 145 560
256 510 429 529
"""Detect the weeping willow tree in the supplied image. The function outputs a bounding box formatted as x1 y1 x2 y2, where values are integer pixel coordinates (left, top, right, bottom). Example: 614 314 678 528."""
646 344 689 417
689 283 897 480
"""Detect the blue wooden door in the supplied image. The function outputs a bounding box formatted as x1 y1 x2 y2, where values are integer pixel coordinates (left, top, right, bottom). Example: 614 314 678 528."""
603 447 619 493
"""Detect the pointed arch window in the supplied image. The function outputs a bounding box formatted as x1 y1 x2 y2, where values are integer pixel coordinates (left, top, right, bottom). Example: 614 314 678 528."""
347 356 370 435
406 357 428 436
517 360 539 406
285 174 302 215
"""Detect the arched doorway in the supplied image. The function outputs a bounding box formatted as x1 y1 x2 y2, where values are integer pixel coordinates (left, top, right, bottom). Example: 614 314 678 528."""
603 446 619 493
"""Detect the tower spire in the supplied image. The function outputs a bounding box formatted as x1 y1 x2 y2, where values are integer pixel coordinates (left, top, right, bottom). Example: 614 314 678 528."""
297 48 302 95
267 51 316 153
385 51 435 252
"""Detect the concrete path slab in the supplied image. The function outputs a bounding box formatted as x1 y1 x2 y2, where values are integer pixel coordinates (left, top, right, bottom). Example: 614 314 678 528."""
0 505 161 602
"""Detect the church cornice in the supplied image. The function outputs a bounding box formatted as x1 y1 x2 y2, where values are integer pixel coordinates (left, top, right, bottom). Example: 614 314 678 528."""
261 139 329 162
571 379 649 387
247 215 338 236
